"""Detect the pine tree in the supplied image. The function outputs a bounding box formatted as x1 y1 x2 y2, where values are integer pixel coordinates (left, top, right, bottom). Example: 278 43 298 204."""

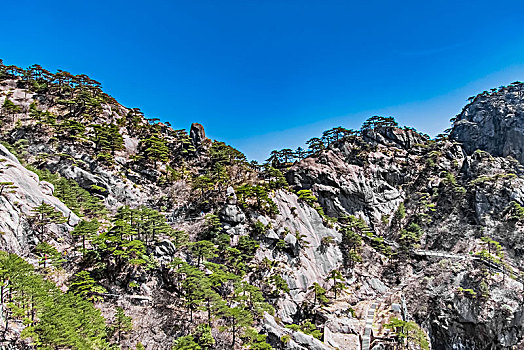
308 282 328 306
193 323 216 348
68 270 107 302
30 202 67 238
190 241 218 268
172 335 202 350
58 119 86 144
110 306 133 343
0 181 17 196
306 137 325 153
219 305 253 348
71 219 100 254
0 252 108 349
325 269 347 299
179 263 206 322
140 133 169 166
35 242 65 269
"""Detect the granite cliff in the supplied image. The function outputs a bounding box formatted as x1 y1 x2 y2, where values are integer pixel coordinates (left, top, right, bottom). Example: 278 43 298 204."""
0 62 523 350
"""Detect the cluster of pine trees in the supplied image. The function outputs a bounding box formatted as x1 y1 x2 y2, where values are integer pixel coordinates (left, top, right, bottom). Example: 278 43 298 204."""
266 116 399 168
0 61 197 172
0 252 108 349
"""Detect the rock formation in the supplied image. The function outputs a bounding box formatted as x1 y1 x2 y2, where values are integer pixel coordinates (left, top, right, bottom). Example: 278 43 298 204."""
1 62 524 350
190 122 206 149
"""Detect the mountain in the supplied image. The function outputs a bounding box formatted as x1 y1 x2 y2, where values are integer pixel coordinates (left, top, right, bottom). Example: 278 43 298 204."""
0 61 523 350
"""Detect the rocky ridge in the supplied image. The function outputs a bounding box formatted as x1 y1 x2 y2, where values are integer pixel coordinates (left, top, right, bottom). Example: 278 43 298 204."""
0 63 523 350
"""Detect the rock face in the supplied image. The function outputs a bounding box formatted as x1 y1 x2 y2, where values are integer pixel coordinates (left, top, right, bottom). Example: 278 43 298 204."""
450 83 524 164
256 191 343 323
4 64 524 349
362 126 428 150
287 140 406 222
190 122 206 148
284 121 524 348
0 144 78 254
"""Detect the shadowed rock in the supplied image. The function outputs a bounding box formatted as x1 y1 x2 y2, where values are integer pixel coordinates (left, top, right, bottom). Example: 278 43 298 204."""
451 83 524 164
190 122 206 148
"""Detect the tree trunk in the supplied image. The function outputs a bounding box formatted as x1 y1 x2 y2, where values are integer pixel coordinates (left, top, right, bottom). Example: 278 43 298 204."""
207 298 211 327
232 322 236 348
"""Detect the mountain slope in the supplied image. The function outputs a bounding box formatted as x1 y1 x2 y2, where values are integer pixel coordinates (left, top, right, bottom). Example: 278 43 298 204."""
0 62 523 350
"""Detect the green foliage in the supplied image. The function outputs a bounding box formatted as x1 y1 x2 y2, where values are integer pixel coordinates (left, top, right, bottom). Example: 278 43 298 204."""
320 236 335 248
31 169 108 218
109 307 133 343
35 242 65 269
236 184 279 215
168 229 190 248
30 202 67 237
243 328 273 350
280 334 292 344
308 282 329 306
361 115 398 130
262 166 288 189
58 119 86 143
209 141 247 166
0 180 17 196
470 173 516 186
88 205 173 270
477 236 505 268
219 305 253 347
395 202 406 220
192 324 215 348
71 219 100 253
191 240 218 267
385 318 429 350
399 222 422 249
167 254 274 349
265 149 296 168
251 220 268 237
285 320 323 340
275 239 286 251
0 252 108 349
140 133 170 166
505 201 524 221
442 171 466 195
172 335 202 350
297 189 317 206
325 269 347 299
457 287 477 298
200 214 222 240
68 270 107 302
296 189 330 220
91 123 124 162
399 222 423 252
269 273 290 296
339 222 363 267
237 236 260 262
306 137 325 153
479 280 490 299
192 175 214 196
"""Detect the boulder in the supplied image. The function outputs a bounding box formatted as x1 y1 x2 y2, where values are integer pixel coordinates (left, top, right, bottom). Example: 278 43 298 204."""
154 240 176 262
219 204 246 224
190 123 206 148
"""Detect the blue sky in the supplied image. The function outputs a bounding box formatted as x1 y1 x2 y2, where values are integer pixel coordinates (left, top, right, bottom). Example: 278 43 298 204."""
2 1 524 160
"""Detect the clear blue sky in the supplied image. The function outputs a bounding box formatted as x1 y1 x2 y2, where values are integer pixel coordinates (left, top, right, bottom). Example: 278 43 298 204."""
2 1 524 160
